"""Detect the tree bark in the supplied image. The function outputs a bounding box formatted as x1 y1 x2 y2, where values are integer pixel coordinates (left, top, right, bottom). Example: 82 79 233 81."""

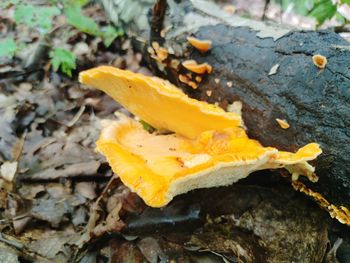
101 0 350 224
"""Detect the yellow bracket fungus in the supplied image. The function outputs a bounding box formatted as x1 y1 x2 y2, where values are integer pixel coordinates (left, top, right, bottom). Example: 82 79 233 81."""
80 66 241 139
79 66 322 207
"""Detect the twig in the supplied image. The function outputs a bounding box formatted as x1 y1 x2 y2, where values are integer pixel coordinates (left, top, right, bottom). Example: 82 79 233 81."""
150 0 167 43
66 105 86 127
0 232 24 249
0 213 31 224
12 131 27 162
76 175 119 248
262 0 271 21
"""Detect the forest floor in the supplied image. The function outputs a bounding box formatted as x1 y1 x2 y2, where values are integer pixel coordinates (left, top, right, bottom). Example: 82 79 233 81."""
0 0 349 262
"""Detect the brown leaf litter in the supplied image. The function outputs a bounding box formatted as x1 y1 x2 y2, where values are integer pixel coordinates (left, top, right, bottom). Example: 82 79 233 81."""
0 1 349 262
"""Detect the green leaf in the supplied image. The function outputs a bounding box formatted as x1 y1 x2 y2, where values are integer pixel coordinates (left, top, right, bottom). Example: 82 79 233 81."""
62 0 90 6
74 0 90 6
101 25 124 47
293 0 307 15
0 38 17 58
309 0 337 25
341 0 350 5
280 0 310 16
33 6 60 33
64 3 100 36
14 4 60 33
139 120 155 133
14 4 34 26
0 0 20 8
49 48 76 77
16 42 27 52
335 12 347 24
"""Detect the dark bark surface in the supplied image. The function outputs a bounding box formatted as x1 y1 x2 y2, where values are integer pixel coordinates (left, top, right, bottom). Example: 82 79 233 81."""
102 0 350 220
122 173 330 262
188 26 350 211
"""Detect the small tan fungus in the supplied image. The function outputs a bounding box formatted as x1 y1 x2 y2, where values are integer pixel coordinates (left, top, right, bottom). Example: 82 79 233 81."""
156 47 168 61
182 60 212 74
312 54 327 69
187 36 212 53
195 76 202 83
150 42 168 62
179 74 190 83
170 59 180 69
160 25 172 38
293 181 350 226
276 118 290 129
151 41 160 50
188 81 198 90
223 5 236 14
147 47 155 55
179 73 198 89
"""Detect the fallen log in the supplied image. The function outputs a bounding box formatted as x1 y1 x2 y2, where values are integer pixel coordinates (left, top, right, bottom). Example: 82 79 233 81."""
122 178 329 262
101 0 350 225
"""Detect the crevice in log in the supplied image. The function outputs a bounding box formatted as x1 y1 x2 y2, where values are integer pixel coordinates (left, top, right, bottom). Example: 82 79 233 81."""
150 0 167 44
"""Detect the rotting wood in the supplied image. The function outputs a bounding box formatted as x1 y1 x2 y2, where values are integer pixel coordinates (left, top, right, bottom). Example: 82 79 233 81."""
100 0 350 225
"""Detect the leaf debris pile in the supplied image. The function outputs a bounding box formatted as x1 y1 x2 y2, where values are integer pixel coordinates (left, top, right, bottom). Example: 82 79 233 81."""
1 0 350 262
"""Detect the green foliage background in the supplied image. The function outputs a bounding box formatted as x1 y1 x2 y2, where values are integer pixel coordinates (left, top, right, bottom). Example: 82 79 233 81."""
1 0 349 76
0 0 123 76
277 0 350 25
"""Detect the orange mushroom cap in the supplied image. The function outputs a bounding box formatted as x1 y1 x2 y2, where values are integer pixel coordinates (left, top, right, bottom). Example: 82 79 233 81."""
79 66 241 139
96 116 321 207
182 60 213 74
276 118 290 129
312 54 327 69
187 36 212 53
79 66 322 207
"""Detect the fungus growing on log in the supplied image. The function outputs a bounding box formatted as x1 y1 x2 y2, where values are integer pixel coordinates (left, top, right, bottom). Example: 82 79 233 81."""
292 181 350 225
80 66 241 139
312 54 327 69
187 36 212 53
178 74 198 89
79 66 322 207
182 60 213 74
276 118 290 129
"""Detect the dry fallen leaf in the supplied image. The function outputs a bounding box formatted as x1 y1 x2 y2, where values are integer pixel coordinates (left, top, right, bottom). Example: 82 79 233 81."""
0 162 17 182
